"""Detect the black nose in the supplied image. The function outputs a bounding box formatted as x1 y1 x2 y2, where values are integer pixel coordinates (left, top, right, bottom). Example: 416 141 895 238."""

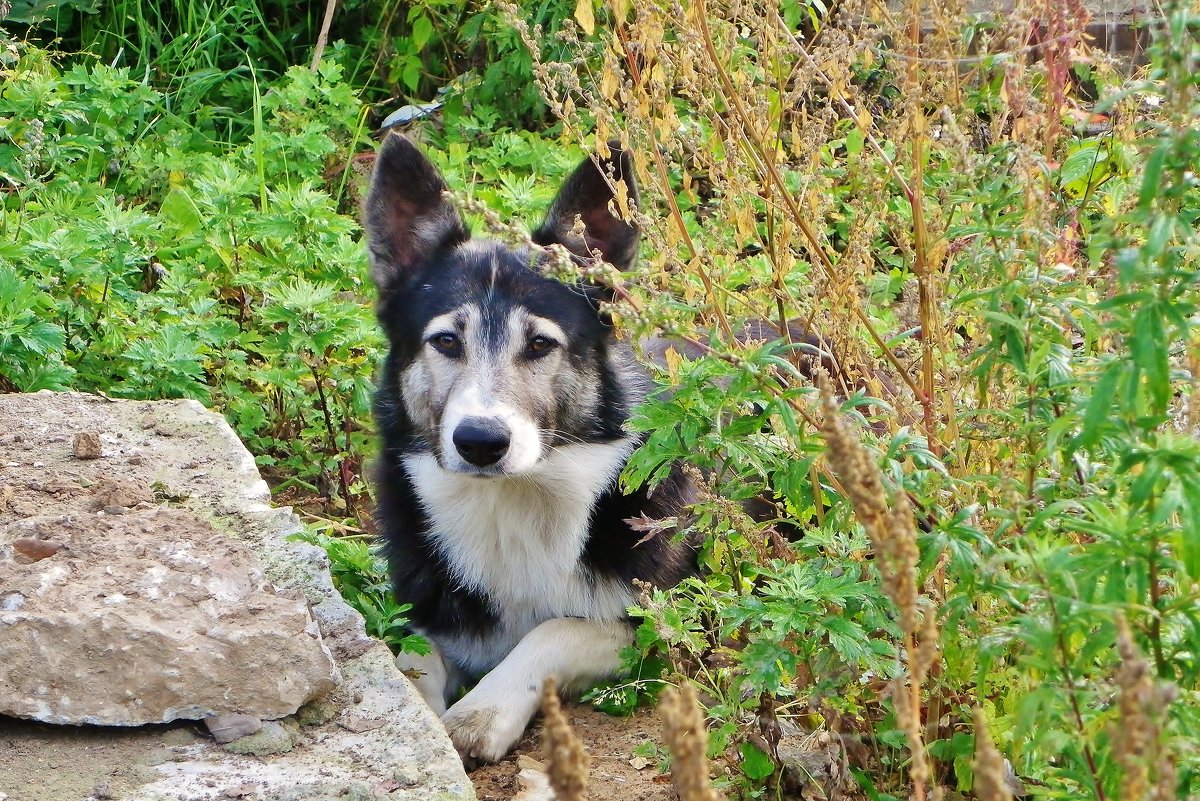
452 417 511 467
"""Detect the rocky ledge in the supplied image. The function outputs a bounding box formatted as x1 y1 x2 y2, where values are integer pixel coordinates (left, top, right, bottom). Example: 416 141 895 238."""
0 392 473 801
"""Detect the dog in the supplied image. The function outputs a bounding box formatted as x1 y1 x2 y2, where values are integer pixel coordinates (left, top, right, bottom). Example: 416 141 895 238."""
364 134 696 763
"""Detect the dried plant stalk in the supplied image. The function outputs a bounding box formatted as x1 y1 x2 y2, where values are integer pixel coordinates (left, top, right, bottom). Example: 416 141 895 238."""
1113 615 1177 801
972 708 1013 801
660 683 727 801
542 676 590 801
818 373 921 640
818 372 932 800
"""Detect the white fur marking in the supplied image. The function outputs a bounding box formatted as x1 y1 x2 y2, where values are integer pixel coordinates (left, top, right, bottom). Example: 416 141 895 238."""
439 382 543 474
518 313 568 349
403 435 638 674
441 618 630 761
421 311 462 340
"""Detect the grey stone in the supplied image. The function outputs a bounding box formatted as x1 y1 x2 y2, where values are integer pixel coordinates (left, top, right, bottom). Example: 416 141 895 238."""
207 715 264 745
222 721 297 756
0 506 339 726
0 392 473 800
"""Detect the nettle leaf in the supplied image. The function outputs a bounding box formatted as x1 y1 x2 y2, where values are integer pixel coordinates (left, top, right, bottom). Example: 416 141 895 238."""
740 741 776 780
411 15 435 52
819 617 873 666
1077 361 1122 449
1177 473 1200 581
1129 303 1169 413
1128 456 1165 508
1139 143 1169 210
1144 212 1175 259
401 57 422 94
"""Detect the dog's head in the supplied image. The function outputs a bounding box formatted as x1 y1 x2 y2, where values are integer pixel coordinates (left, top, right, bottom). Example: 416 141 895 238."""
365 135 641 477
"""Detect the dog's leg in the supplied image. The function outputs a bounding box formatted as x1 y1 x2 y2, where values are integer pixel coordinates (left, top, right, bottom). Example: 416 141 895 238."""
396 638 459 716
441 617 630 763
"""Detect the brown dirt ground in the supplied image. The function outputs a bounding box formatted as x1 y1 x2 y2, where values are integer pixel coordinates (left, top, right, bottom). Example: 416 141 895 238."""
470 703 677 801
0 716 205 801
0 705 679 801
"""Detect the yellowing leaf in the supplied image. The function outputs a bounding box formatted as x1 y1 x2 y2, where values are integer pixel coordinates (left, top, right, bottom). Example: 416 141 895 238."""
664 345 681 382
601 65 619 101
574 0 595 36
614 179 631 218
857 107 872 131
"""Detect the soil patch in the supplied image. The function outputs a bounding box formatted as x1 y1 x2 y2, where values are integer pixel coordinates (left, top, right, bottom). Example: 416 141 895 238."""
0 716 202 801
471 703 676 801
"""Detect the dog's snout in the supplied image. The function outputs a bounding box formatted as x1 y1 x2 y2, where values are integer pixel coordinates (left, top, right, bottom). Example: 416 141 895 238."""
452 417 511 467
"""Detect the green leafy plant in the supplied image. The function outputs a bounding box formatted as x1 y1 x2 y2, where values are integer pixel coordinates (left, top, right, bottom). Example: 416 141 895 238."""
0 46 380 507
521 0 1200 797
292 526 428 655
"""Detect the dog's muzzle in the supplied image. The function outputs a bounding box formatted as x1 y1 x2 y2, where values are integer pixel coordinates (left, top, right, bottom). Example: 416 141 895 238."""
452 417 512 468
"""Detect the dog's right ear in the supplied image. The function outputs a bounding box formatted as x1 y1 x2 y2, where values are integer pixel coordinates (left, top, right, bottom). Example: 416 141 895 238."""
365 134 468 292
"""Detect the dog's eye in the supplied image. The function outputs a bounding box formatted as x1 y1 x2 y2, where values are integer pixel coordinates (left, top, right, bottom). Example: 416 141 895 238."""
429 333 462 357
527 335 557 356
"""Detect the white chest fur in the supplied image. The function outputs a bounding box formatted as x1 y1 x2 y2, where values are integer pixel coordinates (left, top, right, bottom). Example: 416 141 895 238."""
402 438 638 672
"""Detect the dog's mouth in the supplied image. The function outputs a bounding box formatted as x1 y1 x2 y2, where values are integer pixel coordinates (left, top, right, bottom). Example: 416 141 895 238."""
436 447 546 479
443 459 509 478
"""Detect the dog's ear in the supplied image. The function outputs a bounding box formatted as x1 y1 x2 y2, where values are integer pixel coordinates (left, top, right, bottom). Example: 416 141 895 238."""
365 134 468 292
533 141 640 272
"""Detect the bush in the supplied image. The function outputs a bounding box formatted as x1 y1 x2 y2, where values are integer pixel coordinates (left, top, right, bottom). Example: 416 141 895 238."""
10 0 593 128
523 0 1200 796
0 48 379 506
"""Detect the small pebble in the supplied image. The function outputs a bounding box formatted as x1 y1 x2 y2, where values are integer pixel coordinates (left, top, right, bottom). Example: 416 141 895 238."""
337 713 384 733
12 538 63 561
205 714 262 744
73 431 103 459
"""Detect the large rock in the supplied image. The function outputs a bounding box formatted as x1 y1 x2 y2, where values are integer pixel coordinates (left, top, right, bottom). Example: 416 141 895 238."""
1 506 339 725
0 392 474 800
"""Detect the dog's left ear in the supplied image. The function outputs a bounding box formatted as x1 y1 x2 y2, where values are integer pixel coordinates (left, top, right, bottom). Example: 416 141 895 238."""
533 141 640 272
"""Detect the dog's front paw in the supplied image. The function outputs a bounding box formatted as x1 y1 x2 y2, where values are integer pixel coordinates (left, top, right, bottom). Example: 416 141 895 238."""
441 698 530 764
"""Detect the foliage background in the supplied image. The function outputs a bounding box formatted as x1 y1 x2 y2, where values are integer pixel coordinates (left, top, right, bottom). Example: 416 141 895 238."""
2 0 1198 799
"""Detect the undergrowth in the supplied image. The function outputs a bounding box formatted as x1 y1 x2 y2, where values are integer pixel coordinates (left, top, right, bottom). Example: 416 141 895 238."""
3 0 1199 799
6 0 596 127
515 0 1200 797
0 33 585 513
